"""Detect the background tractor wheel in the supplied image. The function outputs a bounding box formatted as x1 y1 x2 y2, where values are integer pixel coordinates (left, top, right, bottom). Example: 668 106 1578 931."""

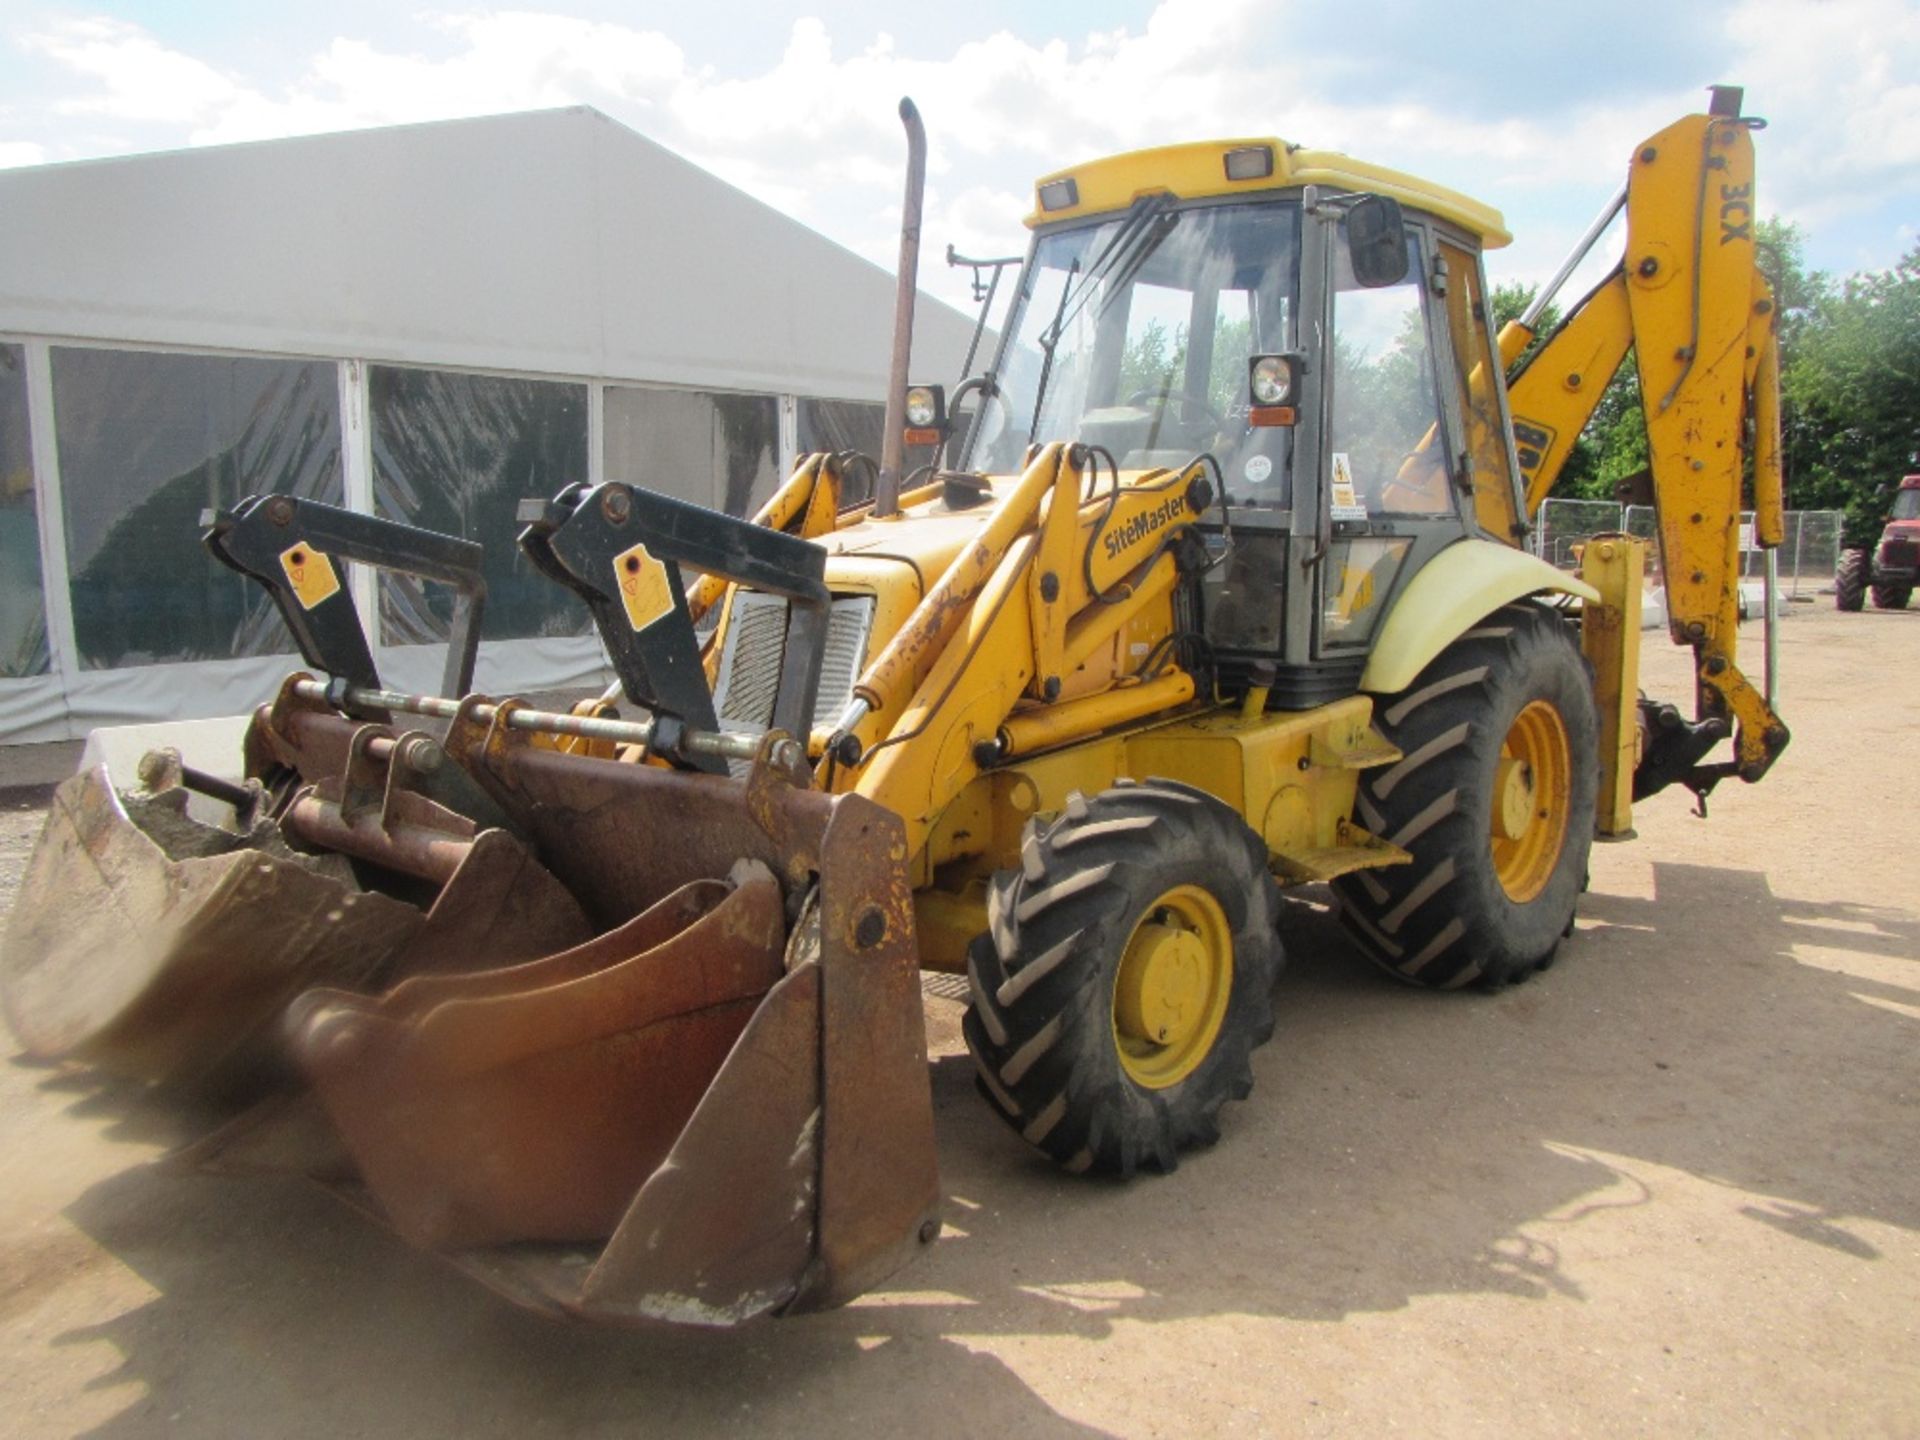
1869 580 1912 611
1835 550 1868 611
1334 601 1598 990
963 780 1283 1177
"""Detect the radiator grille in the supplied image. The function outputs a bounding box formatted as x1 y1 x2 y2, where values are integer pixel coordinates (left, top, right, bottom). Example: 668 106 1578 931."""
712 592 791 732
712 594 876 764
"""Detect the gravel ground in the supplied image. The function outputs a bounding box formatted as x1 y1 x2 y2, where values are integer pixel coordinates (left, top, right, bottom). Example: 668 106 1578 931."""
0 604 1915 1438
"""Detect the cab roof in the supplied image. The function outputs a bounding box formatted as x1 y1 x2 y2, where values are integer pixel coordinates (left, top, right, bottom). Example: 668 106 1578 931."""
1026 137 1512 249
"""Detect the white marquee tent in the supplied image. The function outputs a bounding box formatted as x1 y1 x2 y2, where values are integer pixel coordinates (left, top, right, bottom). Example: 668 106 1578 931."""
0 106 981 742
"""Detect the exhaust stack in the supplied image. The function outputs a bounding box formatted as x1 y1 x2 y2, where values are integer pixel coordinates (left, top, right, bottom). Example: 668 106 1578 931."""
873 97 927 519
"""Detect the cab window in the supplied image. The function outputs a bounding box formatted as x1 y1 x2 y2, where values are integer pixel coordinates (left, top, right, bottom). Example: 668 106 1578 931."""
1327 227 1454 518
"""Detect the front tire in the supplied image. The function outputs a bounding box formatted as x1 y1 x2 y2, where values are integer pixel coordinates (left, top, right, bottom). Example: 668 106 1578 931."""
1870 579 1912 610
963 781 1283 1177
1334 601 1598 990
1835 550 1868 611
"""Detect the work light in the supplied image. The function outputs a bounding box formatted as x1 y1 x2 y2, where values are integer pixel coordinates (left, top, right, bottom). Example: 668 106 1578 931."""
1249 355 1295 405
904 383 946 445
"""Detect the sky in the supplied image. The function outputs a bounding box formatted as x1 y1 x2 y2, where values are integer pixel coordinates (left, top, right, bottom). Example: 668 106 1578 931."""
1 1 1915 317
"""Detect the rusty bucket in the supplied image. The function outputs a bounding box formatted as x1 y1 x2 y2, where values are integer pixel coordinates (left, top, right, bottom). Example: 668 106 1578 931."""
264 703 943 1326
0 731 592 1094
0 764 422 1089
2 673 940 1325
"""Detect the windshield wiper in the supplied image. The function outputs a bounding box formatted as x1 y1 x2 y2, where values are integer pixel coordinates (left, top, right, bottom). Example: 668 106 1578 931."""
1027 193 1181 444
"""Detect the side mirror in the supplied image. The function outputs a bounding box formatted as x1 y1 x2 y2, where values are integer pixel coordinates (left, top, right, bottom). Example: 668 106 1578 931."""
1347 195 1408 289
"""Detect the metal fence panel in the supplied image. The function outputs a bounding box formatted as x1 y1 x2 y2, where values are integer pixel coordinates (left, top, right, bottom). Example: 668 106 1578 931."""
1621 505 1843 598
1534 498 1624 570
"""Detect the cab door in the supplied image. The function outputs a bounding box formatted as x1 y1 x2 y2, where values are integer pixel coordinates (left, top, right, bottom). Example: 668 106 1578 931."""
1314 212 1469 664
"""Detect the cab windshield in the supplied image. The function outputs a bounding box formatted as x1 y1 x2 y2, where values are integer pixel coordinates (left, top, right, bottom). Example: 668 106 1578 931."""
973 199 1300 506
1892 488 1920 521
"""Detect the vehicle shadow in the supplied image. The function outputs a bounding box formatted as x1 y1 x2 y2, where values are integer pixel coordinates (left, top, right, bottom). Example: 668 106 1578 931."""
36 858 1920 1438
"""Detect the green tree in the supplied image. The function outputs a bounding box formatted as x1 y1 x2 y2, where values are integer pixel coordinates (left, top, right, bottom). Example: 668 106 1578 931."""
1117 312 1256 411
1779 241 1919 542
1117 317 1184 400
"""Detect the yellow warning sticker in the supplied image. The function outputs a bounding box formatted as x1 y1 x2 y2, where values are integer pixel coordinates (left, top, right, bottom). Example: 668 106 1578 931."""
613 542 674 632
279 542 342 610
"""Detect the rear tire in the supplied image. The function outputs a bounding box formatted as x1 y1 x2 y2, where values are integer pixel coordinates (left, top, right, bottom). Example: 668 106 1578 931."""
1835 550 1868 611
1334 601 1598 990
962 781 1283 1177
1870 580 1912 611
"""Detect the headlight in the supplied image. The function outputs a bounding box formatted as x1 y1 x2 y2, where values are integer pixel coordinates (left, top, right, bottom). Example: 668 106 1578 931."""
905 386 939 428
1249 354 1294 406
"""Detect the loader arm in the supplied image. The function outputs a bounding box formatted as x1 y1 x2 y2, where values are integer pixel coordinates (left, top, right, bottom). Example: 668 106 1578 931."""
833 442 1213 870
1500 98 1789 802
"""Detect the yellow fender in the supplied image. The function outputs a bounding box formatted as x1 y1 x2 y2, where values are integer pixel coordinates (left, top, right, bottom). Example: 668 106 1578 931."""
1359 540 1598 695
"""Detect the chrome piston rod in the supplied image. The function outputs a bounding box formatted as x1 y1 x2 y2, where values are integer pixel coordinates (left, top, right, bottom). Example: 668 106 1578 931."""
290 679 765 761
1520 182 1629 331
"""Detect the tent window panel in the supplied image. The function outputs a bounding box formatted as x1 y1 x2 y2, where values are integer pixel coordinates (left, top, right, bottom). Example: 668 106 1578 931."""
796 398 938 507
604 386 779 518
50 346 343 670
0 345 50 678
369 366 591 647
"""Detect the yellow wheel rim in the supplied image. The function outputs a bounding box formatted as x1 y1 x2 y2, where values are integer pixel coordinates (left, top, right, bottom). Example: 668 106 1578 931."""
1110 884 1233 1089
1490 699 1572 903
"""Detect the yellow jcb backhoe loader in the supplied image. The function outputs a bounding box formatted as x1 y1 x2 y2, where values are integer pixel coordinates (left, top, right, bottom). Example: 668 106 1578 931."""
1 87 1787 1325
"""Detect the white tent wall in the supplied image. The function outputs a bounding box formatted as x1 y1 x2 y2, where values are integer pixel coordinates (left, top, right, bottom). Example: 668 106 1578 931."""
0 107 974 394
0 108 988 743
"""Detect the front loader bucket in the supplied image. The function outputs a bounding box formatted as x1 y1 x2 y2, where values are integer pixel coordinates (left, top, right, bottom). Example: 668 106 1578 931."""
0 765 422 1089
3 677 938 1322
132 694 943 1324
264 710 942 1326
290 867 789 1250
1 692 595 1094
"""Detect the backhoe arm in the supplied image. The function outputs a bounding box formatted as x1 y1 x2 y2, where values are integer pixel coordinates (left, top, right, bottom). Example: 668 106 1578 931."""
1501 94 1789 803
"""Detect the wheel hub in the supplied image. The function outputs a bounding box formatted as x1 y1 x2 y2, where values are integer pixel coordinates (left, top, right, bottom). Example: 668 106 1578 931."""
1495 755 1537 840
1110 885 1233 1089
1115 924 1210 1047
1490 699 1572 904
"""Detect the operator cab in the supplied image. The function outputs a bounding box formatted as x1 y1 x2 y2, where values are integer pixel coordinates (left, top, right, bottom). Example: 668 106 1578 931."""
959 138 1529 706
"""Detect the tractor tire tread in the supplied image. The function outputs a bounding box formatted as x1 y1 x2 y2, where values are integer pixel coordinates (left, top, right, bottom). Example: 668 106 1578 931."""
1332 601 1598 992
964 782 1283 1178
1836 550 1868 611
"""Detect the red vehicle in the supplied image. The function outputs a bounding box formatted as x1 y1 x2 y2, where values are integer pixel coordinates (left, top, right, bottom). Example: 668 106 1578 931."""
1837 475 1920 611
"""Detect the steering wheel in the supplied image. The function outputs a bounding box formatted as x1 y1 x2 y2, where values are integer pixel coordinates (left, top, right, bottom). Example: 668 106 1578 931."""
1126 387 1227 434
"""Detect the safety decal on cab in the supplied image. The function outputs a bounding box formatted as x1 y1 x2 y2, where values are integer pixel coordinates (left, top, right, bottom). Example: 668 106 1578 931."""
1329 453 1368 522
278 542 342 610
613 542 675 632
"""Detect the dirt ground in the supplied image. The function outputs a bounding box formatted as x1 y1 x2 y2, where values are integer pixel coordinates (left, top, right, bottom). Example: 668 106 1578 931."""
1 604 1915 1438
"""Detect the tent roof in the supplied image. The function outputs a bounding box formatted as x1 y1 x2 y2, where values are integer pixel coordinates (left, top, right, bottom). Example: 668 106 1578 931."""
0 106 976 398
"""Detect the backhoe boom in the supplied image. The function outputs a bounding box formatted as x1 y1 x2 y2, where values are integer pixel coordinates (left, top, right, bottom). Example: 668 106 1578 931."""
1501 91 1789 802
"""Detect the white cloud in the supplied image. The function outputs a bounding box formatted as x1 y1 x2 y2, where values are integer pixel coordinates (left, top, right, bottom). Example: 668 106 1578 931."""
0 141 47 168
1719 0 1920 242
23 17 250 125
9 1 1916 312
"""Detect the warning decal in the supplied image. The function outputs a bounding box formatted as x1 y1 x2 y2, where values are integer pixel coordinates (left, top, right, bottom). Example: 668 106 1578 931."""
278 542 342 610
613 542 675 632
1329 453 1369 522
